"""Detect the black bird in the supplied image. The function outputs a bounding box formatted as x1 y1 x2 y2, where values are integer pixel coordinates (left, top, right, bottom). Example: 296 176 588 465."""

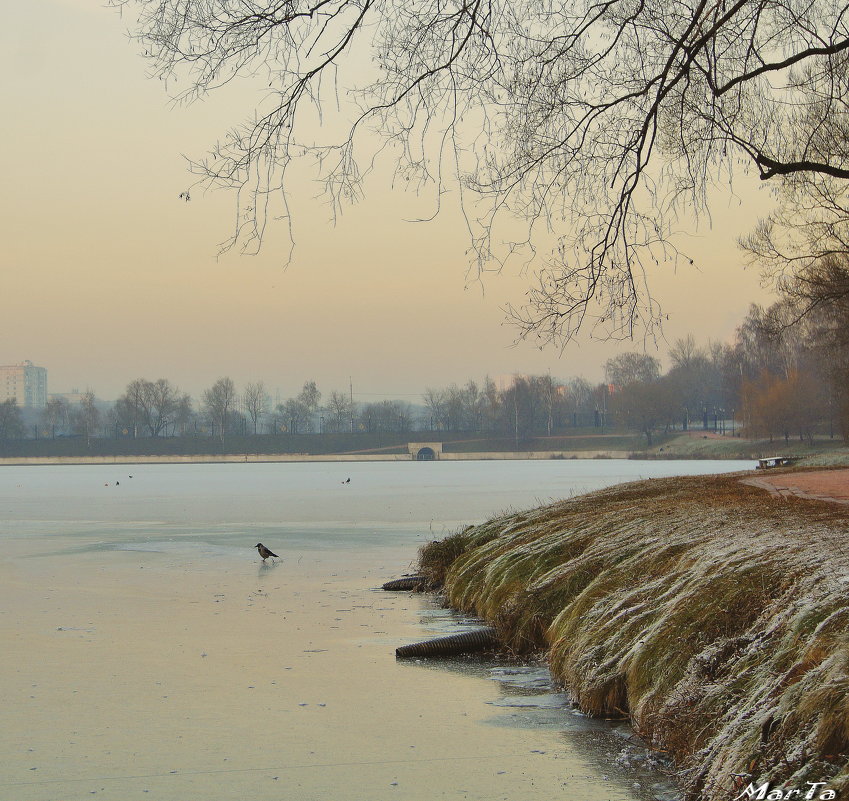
255 543 279 562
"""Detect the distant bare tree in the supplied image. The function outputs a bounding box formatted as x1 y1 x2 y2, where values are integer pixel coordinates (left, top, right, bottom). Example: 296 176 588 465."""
326 390 354 433
116 379 147 436
787 260 849 440
242 381 269 434
499 377 541 444
203 377 237 438
564 378 594 420
480 376 501 433
422 388 447 431
298 381 321 418
275 381 323 434
0 399 24 440
443 385 466 432
360 400 412 432
71 391 100 445
604 353 661 389
610 378 676 447
147 379 182 436
668 336 704 371
734 267 849 441
115 378 182 436
276 398 307 433
41 397 70 435
173 393 195 435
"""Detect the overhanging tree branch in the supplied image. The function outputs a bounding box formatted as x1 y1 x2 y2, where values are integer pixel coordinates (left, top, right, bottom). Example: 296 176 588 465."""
112 0 849 344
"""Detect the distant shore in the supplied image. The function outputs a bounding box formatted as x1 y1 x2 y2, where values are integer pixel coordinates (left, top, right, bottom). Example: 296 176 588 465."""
0 450 637 466
1 431 846 466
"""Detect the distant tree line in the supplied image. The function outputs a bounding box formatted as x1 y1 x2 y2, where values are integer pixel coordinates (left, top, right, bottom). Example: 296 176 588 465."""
604 263 849 445
2 270 846 447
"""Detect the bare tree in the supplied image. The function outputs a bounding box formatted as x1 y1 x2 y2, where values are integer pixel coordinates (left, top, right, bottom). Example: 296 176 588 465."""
297 381 322 417
116 379 147 437
173 393 195 435
115 378 182 436
148 379 182 436
360 400 412 432
243 381 269 434
203 377 237 438
610 378 676 447
41 397 70 436
668 336 703 371
564 378 594 421
604 353 661 389
422 388 447 431
734 270 849 441
71 391 100 445
112 0 849 344
326 390 355 433
0 399 24 440
275 381 323 434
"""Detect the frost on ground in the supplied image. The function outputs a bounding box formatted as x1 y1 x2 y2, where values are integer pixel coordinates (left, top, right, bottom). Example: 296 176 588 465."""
419 472 849 800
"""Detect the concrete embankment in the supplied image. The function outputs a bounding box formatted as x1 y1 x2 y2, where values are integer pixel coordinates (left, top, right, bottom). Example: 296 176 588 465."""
418 472 849 800
0 450 630 466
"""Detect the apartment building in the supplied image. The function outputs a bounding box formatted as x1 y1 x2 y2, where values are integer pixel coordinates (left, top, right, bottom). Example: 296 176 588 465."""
0 361 48 408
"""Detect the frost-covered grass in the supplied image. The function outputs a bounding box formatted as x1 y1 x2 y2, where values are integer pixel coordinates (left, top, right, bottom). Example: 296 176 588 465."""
799 450 849 467
652 433 849 464
418 473 849 800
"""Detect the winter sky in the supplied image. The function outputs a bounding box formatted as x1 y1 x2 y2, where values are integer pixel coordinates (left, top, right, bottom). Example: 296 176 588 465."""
2 0 774 401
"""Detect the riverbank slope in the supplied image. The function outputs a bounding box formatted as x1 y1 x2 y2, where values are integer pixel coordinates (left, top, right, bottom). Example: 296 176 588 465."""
419 471 849 800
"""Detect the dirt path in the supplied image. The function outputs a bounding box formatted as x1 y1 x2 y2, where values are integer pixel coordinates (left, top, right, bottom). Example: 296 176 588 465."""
742 468 849 505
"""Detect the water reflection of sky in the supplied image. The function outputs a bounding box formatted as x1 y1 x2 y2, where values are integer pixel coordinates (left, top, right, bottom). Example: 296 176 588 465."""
398 605 680 801
0 459 745 800
0 459 754 529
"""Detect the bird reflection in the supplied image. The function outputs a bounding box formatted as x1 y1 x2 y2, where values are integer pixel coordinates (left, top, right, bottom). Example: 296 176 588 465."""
258 559 282 576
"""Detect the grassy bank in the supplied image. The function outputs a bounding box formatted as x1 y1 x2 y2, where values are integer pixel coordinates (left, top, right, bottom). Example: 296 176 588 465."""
418 472 849 799
649 433 849 464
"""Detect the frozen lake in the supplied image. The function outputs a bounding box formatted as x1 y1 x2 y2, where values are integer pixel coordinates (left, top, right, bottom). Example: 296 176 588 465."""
0 457 756 545
0 460 754 801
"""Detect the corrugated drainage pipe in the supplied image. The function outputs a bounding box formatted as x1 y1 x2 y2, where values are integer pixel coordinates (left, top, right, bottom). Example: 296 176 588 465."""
396 627 499 658
382 576 426 591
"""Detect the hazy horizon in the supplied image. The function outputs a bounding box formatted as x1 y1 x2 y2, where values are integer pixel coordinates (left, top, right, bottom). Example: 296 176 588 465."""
3 0 775 402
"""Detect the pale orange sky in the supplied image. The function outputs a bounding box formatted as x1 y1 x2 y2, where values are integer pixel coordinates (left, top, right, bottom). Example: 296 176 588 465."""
2 0 775 402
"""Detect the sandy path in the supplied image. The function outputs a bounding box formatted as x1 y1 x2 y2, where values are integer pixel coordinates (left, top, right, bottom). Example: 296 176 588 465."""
741 468 849 504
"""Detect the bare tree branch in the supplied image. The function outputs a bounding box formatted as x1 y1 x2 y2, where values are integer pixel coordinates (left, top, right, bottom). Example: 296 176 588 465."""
112 0 849 344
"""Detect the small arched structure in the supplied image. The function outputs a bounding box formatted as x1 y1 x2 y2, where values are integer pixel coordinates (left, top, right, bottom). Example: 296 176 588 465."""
408 442 443 461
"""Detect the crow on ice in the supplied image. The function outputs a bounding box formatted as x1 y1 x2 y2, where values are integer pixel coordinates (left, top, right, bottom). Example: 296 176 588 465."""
255 543 279 562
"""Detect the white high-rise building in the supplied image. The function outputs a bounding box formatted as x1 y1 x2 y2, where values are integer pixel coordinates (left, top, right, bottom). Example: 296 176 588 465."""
0 361 48 408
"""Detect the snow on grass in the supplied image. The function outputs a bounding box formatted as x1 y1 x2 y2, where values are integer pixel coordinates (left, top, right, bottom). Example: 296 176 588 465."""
418 473 849 800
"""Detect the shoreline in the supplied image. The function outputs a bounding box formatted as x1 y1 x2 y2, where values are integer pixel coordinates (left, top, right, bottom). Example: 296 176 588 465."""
417 470 849 800
0 450 634 466
1 432 846 467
